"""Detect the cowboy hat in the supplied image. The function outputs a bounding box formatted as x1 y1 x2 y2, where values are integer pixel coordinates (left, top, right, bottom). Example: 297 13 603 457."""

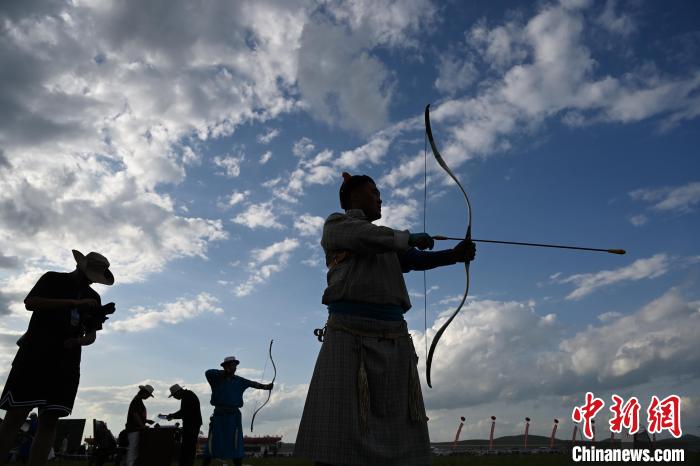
72 250 114 285
220 356 240 367
138 384 155 397
168 384 184 398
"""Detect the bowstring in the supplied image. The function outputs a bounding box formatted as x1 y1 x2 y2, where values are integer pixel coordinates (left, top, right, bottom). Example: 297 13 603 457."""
423 127 428 362
251 353 269 419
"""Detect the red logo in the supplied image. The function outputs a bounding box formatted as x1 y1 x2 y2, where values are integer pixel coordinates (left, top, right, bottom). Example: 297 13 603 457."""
609 394 641 435
647 395 682 438
573 392 682 439
572 392 605 440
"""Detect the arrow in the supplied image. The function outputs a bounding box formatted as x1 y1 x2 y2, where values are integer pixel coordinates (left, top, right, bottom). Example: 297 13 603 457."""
432 236 626 255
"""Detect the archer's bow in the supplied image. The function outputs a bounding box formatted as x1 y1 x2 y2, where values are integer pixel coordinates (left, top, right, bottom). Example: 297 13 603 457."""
250 339 276 431
424 104 473 388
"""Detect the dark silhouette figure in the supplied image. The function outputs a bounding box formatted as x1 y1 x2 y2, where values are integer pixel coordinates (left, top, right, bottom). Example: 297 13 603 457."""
163 384 202 466
201 356 272 466
295 173 475 466
124 385 155 466
0 250 115 466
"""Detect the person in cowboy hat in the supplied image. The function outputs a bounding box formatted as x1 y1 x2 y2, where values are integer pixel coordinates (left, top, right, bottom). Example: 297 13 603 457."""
124 384 155 466
201 356 273 466
162 384 202 466
0 249 115 466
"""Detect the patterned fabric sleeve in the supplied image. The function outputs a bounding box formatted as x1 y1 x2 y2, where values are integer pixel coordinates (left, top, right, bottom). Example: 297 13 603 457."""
321 212 409 254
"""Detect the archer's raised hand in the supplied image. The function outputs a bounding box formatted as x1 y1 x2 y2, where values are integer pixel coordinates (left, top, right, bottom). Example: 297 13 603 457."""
451 239 476 263
265 383 274 391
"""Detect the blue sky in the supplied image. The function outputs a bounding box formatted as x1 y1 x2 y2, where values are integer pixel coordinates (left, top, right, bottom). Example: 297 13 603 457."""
1 0 699 443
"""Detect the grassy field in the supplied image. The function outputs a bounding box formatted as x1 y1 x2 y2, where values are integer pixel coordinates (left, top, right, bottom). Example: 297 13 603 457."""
46 452 698 465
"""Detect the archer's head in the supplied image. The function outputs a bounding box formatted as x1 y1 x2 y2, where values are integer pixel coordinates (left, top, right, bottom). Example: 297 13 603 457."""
339 172 381 221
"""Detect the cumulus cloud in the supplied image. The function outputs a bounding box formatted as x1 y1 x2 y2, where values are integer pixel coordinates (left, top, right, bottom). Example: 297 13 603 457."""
297 21 393 135
234 238 299 296
0 0 329 291
232 202 283 229
111 293 223 332
292 137 316 158
321 0 436 49
220 190 250 209
417 288 700 411
273 148 337 202
296 0 437 133
596 0 636 37
556 254 670 300
434 53 479 95
381 1 700 188
0 255 20 269
294 214 325 237
257 128 280 145
375 198 418 230
259 151 272 164
213 154 244 178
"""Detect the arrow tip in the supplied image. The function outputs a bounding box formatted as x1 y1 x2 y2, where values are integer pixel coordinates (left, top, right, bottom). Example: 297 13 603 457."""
608 249 626 255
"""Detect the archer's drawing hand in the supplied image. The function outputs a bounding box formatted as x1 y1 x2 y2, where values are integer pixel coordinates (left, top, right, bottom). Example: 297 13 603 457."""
451 239 476 263
409 232 435 250
75 298 100 311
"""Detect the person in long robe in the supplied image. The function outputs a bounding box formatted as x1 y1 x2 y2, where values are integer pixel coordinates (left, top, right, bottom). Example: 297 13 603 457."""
202 356 272 466
295 172 476 466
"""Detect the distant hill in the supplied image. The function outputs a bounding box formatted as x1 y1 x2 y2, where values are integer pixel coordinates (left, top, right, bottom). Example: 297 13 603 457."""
432 433 700 449
657 434 700 448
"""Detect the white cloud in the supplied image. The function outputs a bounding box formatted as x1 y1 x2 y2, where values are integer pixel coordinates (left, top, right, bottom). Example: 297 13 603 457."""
234 238 299 296
628 214 648 226
0 169 228 285
322 0 436 48
557 254 670 300
251 238 300 263
597 311 622 322
434 53 479 95
274 149 338 202
417 288 700 411
297 21 393 135
375 198 418 230
596 0 636 37
0 0 323 292
213 154 245 178
334 131 395 168
468 18 528 71
221 190 250 208
232 202 283 229
257 128 280 145
381 2 700 187
292 137 315 158
111 293 223 332
294 214 325 237
629 182 700 214
259 151 272 164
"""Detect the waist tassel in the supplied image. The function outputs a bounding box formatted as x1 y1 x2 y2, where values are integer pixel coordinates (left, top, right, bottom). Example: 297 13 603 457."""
408 352 428 423
324 318 427 432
